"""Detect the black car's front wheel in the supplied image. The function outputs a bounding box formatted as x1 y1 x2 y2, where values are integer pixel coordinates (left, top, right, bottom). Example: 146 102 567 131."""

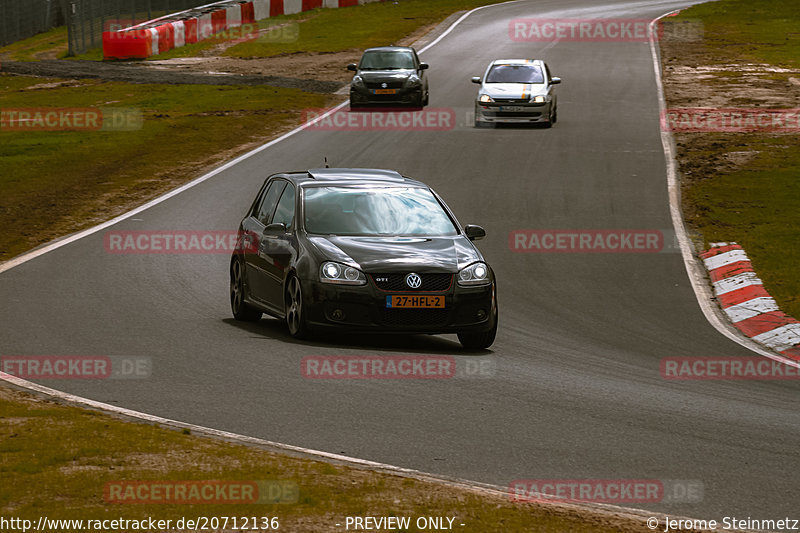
230 258 262 322
457 320 497 350
285 275 310 339
457 286 497 349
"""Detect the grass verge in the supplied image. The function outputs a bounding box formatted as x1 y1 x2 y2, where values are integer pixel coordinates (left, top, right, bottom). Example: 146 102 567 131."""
0 384 644 532
665 0 800 318
0 75 332 260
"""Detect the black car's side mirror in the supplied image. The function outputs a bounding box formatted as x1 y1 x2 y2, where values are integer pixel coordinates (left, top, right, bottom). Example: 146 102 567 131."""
471 76 482 84
346 63 357 71
464 225 486 241
551 77 561 84
419 63 429 70
264 222 287 236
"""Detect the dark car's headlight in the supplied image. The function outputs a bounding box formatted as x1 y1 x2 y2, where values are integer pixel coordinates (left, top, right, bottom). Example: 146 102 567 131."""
479 94 494 103
320 262 367 285
351 76 365 88
458 262 490 286
531 95 546 103
405 75 422 87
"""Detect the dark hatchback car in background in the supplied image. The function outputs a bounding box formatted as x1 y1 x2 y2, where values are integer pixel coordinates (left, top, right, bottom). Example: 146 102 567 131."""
229 168 497 349
347 46 430 107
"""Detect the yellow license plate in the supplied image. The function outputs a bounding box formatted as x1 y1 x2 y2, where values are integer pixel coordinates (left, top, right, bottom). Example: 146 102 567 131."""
386 295 445 309
374 89 397 95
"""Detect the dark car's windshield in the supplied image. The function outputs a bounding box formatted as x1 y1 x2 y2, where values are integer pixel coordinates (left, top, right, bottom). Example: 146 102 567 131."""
359 51 416 70
303 187 458 237
486 64 544 84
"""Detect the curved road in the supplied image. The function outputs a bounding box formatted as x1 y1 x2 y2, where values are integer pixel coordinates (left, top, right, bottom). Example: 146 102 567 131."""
3 0 799 523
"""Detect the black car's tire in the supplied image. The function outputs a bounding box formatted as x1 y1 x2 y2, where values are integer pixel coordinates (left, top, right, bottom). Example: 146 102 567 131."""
423 90 429 106
457 319 497 350
285 275 310 339
230 258 262 322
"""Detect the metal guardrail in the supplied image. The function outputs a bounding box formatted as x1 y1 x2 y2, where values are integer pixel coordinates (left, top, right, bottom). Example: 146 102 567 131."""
61 0 211 55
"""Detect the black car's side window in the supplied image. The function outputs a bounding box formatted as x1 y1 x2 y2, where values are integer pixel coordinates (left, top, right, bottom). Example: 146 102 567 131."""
272 184 296 231
256 180 287 225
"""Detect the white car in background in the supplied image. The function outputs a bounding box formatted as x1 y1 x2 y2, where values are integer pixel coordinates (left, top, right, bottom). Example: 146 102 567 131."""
471 59 561 127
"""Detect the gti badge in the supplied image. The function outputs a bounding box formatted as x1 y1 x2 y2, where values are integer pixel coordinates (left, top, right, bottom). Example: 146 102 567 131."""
405 273 422 289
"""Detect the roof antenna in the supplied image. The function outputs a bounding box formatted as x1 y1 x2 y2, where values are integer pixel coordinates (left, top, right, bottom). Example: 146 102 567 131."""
324 157 330 168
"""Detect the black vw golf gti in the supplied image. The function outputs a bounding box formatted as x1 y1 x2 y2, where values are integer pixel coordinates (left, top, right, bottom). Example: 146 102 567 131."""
229 168 497 349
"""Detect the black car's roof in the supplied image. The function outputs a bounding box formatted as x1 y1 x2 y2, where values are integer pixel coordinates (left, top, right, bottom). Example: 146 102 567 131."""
275 168 426 188
363 46 416 53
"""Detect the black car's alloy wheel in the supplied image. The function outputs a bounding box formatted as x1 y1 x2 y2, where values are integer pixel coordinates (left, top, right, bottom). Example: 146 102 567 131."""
285 276 309 338
230 258 262 322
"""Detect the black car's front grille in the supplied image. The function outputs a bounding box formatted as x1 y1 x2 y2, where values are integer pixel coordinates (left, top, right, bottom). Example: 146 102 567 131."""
380 308 449 327
365 81 405 89
370 273 453 292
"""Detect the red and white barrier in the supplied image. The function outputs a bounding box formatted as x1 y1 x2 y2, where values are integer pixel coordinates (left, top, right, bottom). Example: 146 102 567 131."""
701 243 800 361
103 0 378 60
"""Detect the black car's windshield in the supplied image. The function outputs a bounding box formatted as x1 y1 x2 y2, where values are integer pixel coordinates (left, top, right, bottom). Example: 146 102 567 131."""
303 187 458 237
359 51 416 70
486 64 544 84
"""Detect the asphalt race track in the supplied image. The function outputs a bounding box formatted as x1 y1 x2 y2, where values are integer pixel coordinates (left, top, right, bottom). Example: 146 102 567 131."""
3 0 799 523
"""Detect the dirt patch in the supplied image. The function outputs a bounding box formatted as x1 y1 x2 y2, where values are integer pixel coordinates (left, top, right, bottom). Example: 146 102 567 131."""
1 59 343 93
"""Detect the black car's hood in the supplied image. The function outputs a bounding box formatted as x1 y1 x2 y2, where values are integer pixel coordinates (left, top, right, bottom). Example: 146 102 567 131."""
358 69 415 82
308 235 481 273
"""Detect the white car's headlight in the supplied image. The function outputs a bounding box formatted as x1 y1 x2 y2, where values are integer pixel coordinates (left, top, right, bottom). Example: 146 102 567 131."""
458 262 490 286
320 262 366 285
532 95 546 103
479 94 494 103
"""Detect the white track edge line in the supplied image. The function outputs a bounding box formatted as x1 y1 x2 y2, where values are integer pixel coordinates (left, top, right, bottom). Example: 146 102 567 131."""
648 12 800 369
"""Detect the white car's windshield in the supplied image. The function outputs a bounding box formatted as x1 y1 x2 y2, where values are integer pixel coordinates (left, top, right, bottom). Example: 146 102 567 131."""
303 187 458 237
486 64 544 84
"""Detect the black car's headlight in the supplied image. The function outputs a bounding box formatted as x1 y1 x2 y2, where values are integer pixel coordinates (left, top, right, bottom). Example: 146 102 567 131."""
531 95 546 103
320 262 366 285
351 76 365 88
405 75 422 87
458 262 490 286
